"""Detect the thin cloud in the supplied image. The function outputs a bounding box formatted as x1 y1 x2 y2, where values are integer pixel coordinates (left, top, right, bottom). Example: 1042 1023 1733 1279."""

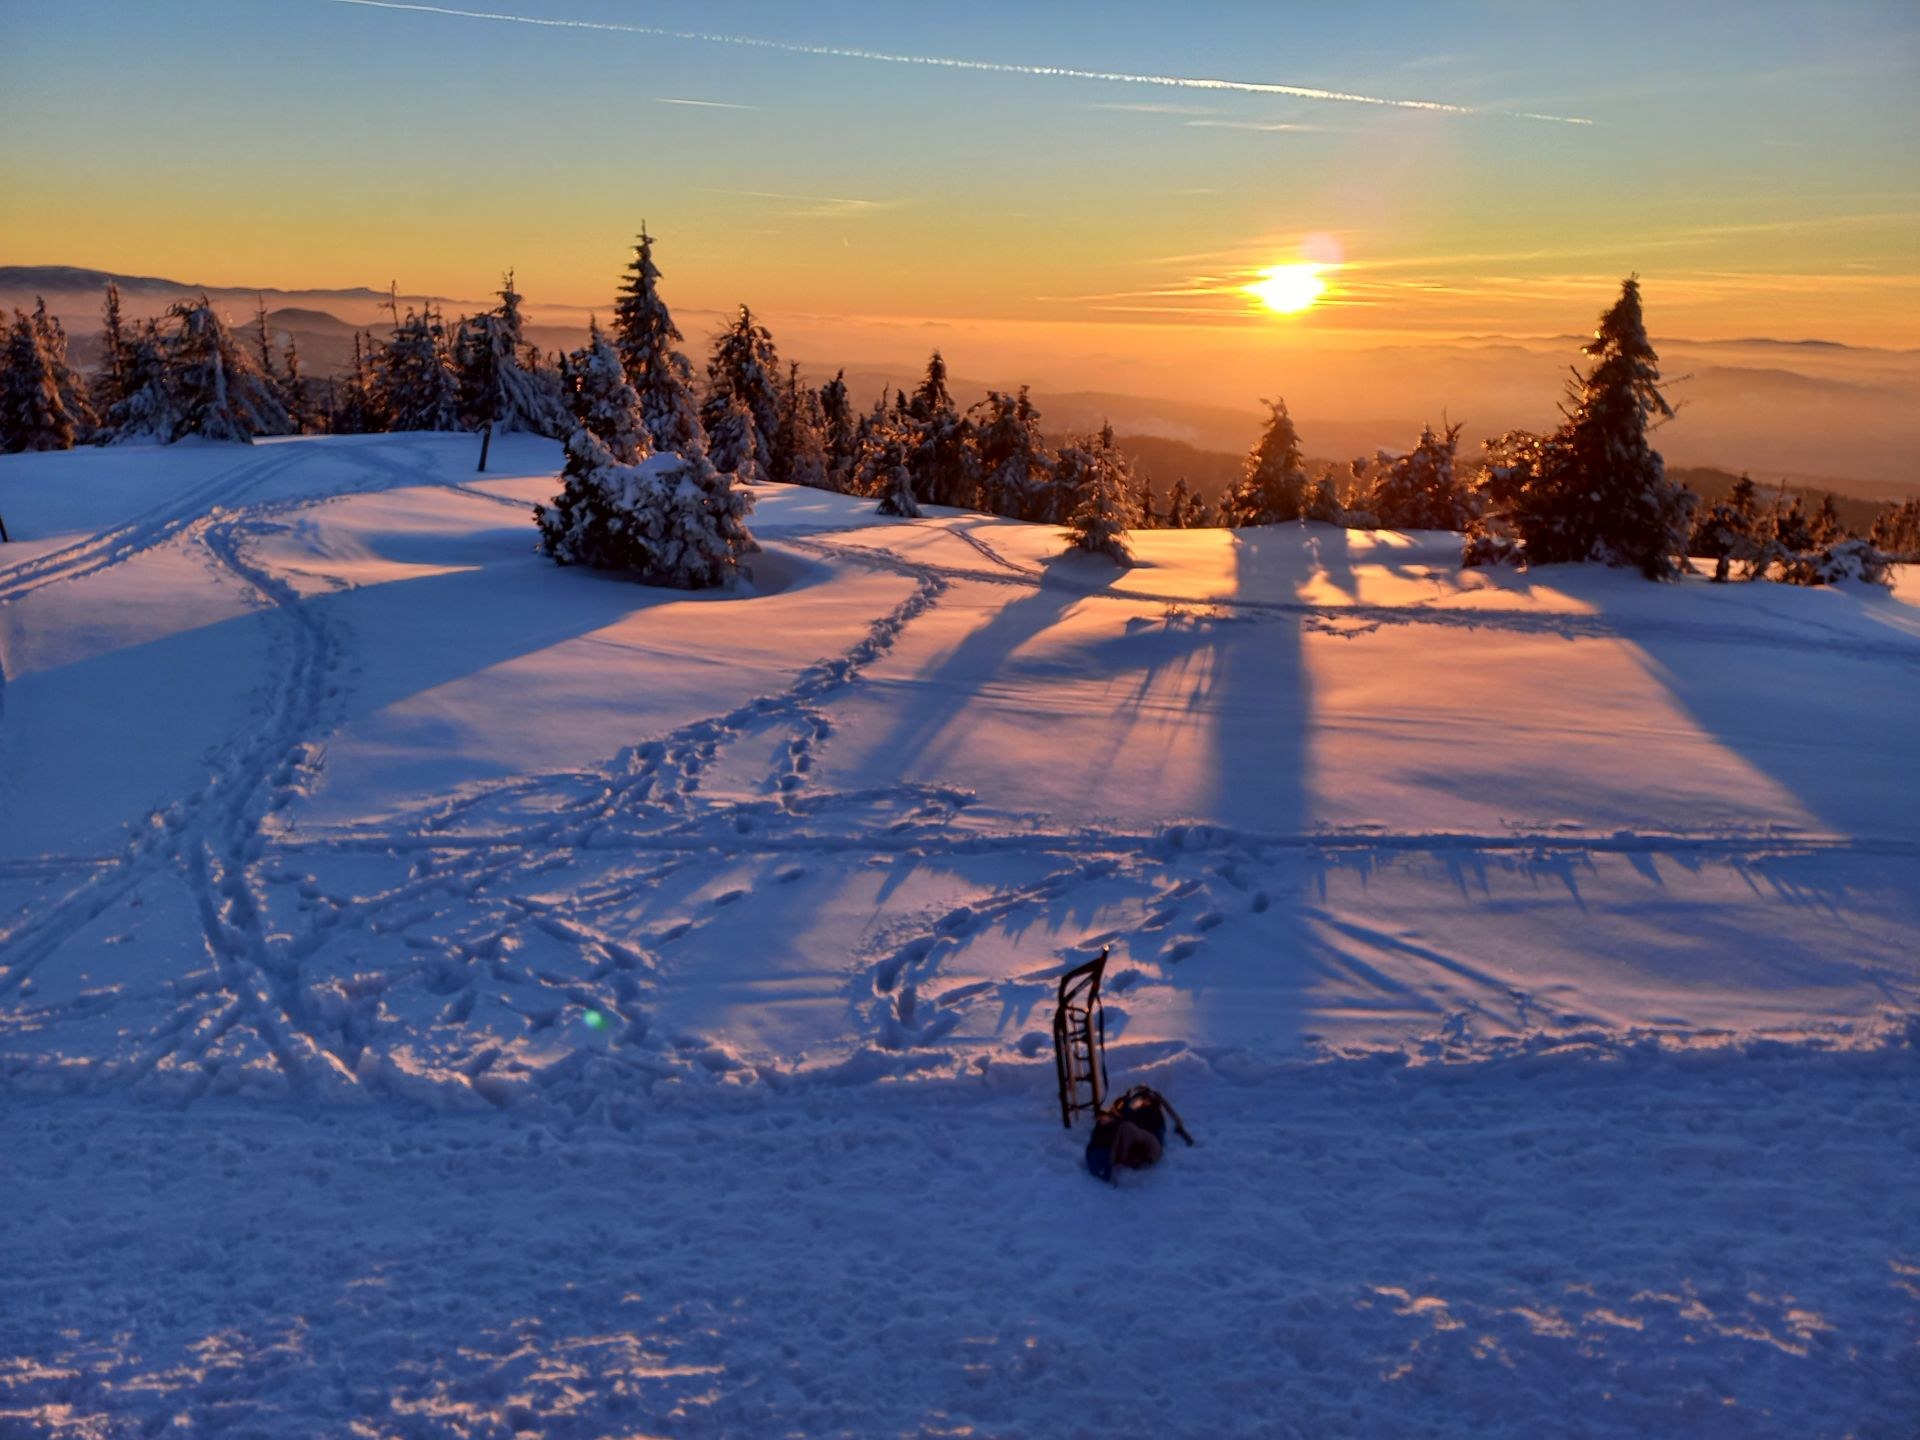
656 97 761 111
322 0 1593 124
709 188 895 220
1088 101 1224 116
1185 119 1330 133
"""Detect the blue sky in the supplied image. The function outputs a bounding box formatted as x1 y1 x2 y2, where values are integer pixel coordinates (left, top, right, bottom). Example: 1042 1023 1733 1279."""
4 0 1916 367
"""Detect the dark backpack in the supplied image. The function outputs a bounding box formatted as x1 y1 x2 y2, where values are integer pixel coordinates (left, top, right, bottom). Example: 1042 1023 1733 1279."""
1084 1085 1196 1183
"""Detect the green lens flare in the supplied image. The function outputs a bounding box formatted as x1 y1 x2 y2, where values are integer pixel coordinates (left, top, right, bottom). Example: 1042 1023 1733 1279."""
583 1009 606 1030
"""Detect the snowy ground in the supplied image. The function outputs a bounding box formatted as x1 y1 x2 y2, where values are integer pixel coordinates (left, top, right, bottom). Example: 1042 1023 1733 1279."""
1 434 1916 1437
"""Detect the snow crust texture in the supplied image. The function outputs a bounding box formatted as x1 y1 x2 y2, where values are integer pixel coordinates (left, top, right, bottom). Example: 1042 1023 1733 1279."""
1 435 1916 1436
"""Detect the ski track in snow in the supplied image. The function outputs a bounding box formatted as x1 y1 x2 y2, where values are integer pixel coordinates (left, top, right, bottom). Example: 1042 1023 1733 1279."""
1 440 1915 1436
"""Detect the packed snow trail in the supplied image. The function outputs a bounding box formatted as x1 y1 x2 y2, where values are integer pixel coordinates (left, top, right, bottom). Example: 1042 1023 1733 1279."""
1 435 1915 1435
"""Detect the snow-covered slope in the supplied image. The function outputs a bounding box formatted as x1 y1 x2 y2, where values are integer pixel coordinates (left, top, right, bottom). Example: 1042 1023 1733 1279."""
2 435 1915 1436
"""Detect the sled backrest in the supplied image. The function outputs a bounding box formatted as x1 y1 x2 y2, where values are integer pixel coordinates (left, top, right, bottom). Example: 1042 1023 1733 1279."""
1052 947 1110 1128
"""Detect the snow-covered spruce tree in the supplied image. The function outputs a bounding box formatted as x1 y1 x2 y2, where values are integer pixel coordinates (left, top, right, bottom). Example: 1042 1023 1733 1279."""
1810 493 1842 548
94 280 132 418
329 332 385 435
99 319 177 445
1132 468 1158 530
1870 498 1920 560
557 322 649 459
1220 397 1309 526
456 272 568 437
537 325 756 588
1364 422 1474 531
908 349 953 422
376 306 463 431
163 296 290 442
855 417 921 517
706 392 767 485
818 369 857 490
1305 472 1343 524
775 363 831 489
701 306 782 479
1164 477 1195 529
1483 277 1693 578
1059 423 1141 563
278 334 313 434
1727 472 1760 533
906 351 980 509
537 325 651 560
974 387 1054 521
33 298 95 441
612 227 706 456
1793 538 1893 587
252 299 279 386
1688 500 1748 582
1769 495 1815 557
1748 493 1891 587
1 308 77 452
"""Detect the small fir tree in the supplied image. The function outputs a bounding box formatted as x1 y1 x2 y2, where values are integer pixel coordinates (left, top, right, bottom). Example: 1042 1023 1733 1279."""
537 321 754 588
1688 502 1747 582
775 364 831 489
99 319 177 445
613 226 706 456
1869 498 1920 559
857 419 921 517
1220 398 1309 526
278 334 313 434
95 280 132 417
164 296 290 442
1305 472 1344 524
378 306 463 431
904 351 979 508
1728 473 1760 532
1810 493 1842 548
1476 277 1692 577
974 388 1054 521
456 272 567 436
556 322 649 459
32 298 95 441
706 392 766 485
1132 468 1158 530
1363 422 1474 531
701 305 782 477
1164 477 1196 529
1 308 77 452
818 369 857 490
1059 424 1141 563
330 332 385 435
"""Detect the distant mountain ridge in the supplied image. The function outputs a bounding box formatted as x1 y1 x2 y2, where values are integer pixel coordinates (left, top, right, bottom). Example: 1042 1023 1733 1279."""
0 265 479 326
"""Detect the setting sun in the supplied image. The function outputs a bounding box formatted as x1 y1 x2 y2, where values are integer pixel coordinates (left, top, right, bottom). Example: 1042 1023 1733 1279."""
1246 262 1327 315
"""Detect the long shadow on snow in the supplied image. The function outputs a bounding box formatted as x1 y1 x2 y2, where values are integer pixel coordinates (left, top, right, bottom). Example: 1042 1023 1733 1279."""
0 522 834 827
1547 566 1920 848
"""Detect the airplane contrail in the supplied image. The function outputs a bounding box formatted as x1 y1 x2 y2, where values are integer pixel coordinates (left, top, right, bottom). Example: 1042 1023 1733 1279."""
321 0 1593 125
